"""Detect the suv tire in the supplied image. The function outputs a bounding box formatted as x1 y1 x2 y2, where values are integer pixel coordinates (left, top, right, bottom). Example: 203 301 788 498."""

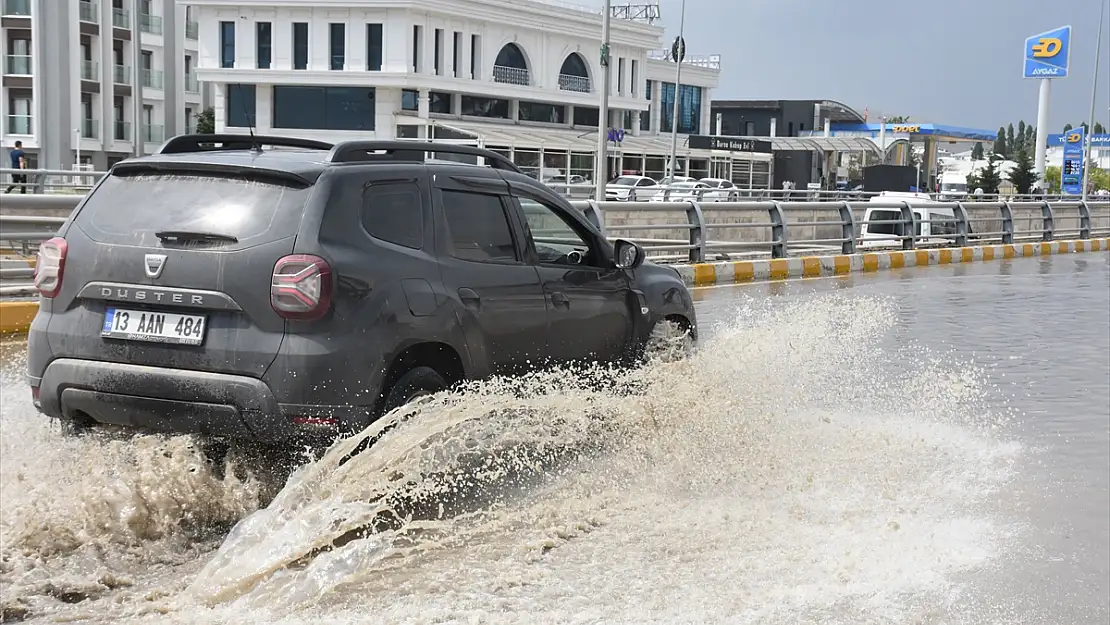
382 366 449 413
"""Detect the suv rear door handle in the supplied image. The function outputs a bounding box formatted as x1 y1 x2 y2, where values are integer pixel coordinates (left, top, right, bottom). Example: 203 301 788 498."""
458 288 480 311
551 292 570 308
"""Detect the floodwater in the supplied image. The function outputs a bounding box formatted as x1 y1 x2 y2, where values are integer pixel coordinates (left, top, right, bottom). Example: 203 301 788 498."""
1 253 1107 624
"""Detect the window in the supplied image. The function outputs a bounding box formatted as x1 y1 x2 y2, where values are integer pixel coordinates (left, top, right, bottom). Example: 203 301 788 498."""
293 22 308 70
518 101 566 124
429 91 452 114
866 210 901 236
617 58 625 95
401 89 418 111
441 191 518 263
219 21 235 68
518 198 593 266
256 22 271 69
272 86 375 130
226 83 256 128
641 81 651 131
573 106 599 127
434 28 443 76
452 31 462 77
470 34 480 79
412 25 422 72
329 23 345 70
141 50 152 70
367 23 383 71
460 95 509 119
362 182 424 249
630 60 638 96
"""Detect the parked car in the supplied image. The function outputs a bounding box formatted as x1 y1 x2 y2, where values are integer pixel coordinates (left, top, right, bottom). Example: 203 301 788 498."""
605 175 659 201
27 136 697 449
649 181 711 202
698 178 742 202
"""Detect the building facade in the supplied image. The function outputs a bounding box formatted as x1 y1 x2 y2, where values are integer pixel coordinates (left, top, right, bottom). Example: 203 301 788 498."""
188 0 771 187
1 0 209 172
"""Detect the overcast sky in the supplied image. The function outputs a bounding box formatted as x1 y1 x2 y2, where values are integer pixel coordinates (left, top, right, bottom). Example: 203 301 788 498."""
636 0 1109 132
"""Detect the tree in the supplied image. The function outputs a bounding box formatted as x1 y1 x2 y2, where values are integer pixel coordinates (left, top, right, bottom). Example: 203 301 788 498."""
1095 122 1107 135
1044 165 1062 193
1008 149 1037 194
1017 120 1027 151
994 126 1008 156
1063 123 1074 133
1024 125 1035 152
971 142 984 160
887 115 911 124
977 157 1003 195
194 107 215 134
1006 124 1015 157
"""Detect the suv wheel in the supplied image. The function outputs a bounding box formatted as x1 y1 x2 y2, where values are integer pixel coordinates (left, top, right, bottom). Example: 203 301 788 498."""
644 319 695 363
382 366 449 413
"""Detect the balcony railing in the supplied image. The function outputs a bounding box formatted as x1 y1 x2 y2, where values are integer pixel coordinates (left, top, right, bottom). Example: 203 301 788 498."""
558 74 591 93
81 118 99 139
141 68 163 89
185 73 199 93
141 124 164 144
80 60 99 81
492 65 530 86
2 0 30 16
112 7 129 29
78 0 97 23
114 120 131 141
139 13 162 35
7 114 32 135
113 64 130 84
5 54 32 75
185 20 198 40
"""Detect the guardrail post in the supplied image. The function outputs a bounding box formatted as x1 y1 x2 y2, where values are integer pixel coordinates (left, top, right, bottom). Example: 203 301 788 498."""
1041 201 1055 242
952 202 971 247
1078 201 1091 239
838 201 856 254
768 201 787 258
583 199 606 234
899 201 917 250
686 200 706 263
1000 202 1014 245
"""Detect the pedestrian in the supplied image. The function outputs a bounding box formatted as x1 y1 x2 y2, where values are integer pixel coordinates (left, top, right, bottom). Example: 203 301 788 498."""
5 140 28 194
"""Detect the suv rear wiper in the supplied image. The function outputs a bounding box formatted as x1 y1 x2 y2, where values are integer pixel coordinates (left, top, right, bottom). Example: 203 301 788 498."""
154 230 239 244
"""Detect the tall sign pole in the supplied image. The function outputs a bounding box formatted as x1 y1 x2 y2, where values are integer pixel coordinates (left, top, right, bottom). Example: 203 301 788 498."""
666 0 687 181
595 0 612 202
1023 25 1073 182
1082 1 1106 201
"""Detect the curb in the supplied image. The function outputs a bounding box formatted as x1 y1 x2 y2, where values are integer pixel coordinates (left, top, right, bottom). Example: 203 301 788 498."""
0 300 38 335
674 238 1110 287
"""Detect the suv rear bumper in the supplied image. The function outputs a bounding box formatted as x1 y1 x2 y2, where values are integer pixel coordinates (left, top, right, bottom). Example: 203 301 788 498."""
32 359 371 442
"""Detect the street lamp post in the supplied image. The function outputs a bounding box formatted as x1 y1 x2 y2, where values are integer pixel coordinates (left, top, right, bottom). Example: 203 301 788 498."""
595 0 612 202
1082 0 1106 201
666 0 687 181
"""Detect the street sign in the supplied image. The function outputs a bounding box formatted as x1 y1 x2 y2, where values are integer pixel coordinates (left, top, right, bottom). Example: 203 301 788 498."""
671 36 686 63
688 135 773 153
1024 25 1072 79
1061 127 1085 195
606 128 625 143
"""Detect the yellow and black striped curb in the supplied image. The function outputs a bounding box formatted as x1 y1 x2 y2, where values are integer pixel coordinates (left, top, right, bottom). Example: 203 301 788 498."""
674 238 1110 287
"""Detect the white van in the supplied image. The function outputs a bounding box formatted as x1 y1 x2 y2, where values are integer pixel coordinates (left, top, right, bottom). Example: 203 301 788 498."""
859 192 958 249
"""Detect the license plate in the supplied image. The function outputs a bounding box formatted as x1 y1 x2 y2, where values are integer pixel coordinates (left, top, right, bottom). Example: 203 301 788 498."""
101 307 206 345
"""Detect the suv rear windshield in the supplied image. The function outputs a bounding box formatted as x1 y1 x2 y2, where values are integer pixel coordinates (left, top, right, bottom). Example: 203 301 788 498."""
866 210 902 236
74 172 311 246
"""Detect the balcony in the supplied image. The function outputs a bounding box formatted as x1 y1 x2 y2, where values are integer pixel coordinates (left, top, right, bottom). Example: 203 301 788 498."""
141 68 163 89
112 7 129 29
558 74 591 93
5 54 32 75
7 114 32 135
81 118 99 139
114 120 130 141
492 65 530 86
139 13 162 35
185 20 198 40
2 0 30 16
185 73 199 93
141 124 164 144
81 60 99 81
78 0 97 23
113 64 131 84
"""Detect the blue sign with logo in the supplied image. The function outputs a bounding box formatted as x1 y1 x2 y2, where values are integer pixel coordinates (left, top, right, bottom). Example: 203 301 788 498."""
1024 25 1072 79
1061 127 1084 195
606 128 625 143
1048 132 1110 146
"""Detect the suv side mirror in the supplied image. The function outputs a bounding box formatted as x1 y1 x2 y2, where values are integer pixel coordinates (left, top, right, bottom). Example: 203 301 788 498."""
614 238 645 269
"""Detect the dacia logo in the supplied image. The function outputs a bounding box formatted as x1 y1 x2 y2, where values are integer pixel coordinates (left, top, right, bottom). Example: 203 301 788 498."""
1066 132 1083 143
1031 37 1062 58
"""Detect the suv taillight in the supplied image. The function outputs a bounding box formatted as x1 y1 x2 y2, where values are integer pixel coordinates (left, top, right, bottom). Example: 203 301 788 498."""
271 254 332 320
34 237 68 298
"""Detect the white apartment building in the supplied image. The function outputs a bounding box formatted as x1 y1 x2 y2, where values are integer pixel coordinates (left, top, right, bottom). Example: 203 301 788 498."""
0 0 210 172
188 0 771 186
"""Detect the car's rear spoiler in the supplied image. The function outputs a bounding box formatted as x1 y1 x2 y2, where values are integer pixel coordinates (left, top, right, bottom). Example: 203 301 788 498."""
110 160 315 187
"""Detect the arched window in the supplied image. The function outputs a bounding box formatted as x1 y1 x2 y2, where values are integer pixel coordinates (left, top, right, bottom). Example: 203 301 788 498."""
492 43 530 85
558 53 591 92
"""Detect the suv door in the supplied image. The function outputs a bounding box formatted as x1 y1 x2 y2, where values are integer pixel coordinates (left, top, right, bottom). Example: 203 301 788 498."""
506 182 632 366
432 171 548 376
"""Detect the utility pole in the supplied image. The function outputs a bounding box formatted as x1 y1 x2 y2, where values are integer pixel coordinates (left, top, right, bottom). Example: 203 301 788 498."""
666 0 687 181
1082 0 1106 201
595 0 612 201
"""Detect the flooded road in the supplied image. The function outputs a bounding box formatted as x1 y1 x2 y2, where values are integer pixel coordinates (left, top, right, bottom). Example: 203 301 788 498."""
1 253 1107 624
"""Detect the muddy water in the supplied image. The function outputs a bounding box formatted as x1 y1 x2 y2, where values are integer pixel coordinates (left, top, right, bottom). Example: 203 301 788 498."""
0 288 1039 624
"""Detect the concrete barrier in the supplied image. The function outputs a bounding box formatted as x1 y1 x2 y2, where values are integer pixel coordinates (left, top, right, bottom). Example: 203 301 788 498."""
672 237 1109 287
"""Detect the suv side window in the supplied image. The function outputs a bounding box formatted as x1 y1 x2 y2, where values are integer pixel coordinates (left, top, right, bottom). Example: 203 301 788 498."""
441 190 519 263
361 181 423 249
517 197 599 267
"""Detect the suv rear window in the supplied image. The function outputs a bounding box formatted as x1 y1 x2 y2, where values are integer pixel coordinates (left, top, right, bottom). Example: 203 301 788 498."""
866 210 903 236
75 172 311 245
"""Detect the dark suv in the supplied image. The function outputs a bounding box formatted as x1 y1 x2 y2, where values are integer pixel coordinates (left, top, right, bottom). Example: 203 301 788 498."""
26 136 696 444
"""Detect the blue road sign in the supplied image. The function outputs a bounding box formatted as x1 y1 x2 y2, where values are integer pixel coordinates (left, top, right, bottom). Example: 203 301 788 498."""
1061 127 1085 195
1024 25 1072 79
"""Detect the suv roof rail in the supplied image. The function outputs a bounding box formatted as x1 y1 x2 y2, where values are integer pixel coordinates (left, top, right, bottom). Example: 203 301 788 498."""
326 141 521 173
157 133 335 155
